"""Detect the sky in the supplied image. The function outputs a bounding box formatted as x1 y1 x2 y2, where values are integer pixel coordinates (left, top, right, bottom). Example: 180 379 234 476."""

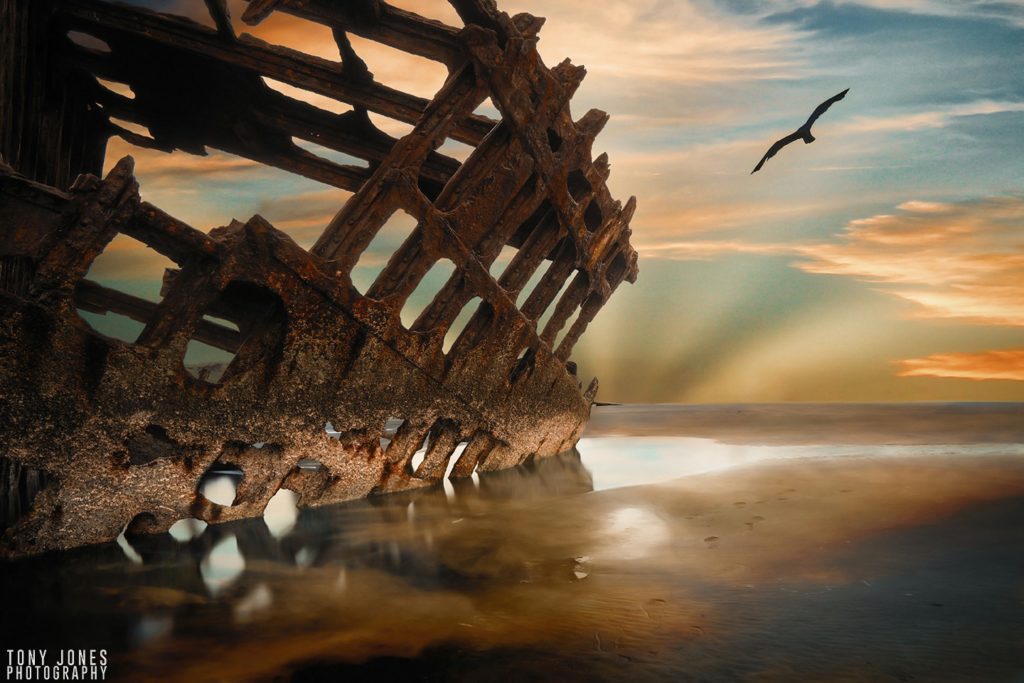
86 0 1024 403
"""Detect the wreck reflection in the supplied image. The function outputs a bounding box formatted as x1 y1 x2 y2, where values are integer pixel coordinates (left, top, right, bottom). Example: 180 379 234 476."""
116 448 594 589
199 535 245 595
4 422 1024 683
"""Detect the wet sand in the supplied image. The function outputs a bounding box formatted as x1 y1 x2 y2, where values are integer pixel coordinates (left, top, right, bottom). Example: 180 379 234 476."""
2 403 1023 682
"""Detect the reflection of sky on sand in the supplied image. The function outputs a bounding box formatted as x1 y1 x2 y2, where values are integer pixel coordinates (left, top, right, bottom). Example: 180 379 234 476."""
232 583 273 624
167 517 207 543
3 405 1024 682
579 436 1024 491
601 506 670 560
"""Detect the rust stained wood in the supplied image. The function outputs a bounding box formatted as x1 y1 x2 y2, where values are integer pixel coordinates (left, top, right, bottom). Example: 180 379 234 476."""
240 0 283 26
84 60 459 189
58 0 496 145
203 0 235 39
0 0 108 190
0 0 638 558
312 60 489 262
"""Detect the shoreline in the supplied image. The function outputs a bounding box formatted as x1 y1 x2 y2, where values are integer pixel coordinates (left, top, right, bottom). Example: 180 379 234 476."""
586 402 1024 444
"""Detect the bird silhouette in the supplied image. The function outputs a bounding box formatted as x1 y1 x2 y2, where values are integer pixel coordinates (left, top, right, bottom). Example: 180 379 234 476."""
751 88 849 174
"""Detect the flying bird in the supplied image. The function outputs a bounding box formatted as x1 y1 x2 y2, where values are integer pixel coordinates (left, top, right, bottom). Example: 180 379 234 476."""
751 88 849 174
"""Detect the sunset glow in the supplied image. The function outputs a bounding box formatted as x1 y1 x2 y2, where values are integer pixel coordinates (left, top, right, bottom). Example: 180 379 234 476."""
94 0 1024 402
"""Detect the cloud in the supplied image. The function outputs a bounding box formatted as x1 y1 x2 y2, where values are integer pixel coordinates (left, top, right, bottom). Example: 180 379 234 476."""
611 98 1024 170
254 188 352 246
86 233 178 283
641 196 1024 328
499 0 810 85
601 96 1024 230
896 349 1024 381
833 100 1024 135
638 239 790 260
104 137 262 182
795 196 1024 326
849 0 1024 27
756 0 1024 28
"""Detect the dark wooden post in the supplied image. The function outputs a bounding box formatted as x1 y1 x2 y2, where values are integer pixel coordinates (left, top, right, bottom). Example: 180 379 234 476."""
0 0 107 189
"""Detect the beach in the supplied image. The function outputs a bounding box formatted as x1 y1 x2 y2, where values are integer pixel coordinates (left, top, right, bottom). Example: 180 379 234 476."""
2 403 1023 682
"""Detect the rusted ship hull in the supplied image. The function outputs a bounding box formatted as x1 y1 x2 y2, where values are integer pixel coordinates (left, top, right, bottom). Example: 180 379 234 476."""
0 0 637 557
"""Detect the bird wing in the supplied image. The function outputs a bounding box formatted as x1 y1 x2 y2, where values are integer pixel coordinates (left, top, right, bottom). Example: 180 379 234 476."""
804 88 849 128
751 130 803 174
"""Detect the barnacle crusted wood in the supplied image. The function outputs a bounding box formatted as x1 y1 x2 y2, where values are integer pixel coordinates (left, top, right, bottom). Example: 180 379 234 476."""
0 0 638 557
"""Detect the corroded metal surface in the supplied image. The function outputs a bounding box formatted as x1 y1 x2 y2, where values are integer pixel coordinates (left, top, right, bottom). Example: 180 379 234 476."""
0 0 638 557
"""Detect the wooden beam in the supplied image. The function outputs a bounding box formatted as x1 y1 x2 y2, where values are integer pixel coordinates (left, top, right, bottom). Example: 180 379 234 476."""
253 94 462 183
95 86 458 189
248 143 372 192
203 0 235 40
312 61 489 261
90 81 373 192
332 28 372 84
252 0 464 67
448 0 504 38
127 201 221 265
57 0 496 145
240 0 282 26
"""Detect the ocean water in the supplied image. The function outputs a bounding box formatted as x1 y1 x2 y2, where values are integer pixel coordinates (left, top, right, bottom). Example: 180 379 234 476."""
2 403 1024 682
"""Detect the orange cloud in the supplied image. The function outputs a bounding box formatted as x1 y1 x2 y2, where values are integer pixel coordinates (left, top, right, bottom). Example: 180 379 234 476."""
795 197 1024 326
500 0 807 84
255 188 352 246
896 349 1024 381
639 196 1024 329
638 239 790 260
833 100 1024 135
104 137 262 182
647 196 1024 386
86 233 177 282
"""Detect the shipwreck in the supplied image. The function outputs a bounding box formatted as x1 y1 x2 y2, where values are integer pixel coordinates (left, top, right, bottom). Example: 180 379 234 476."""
0 0 638 557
